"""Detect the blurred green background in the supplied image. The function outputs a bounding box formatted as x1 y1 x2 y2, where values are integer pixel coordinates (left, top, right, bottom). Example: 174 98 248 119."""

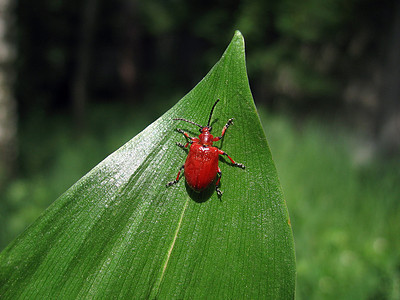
0 0 399 298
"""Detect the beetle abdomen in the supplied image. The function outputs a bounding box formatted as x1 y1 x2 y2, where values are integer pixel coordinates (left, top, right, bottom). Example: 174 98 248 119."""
184 144 219 191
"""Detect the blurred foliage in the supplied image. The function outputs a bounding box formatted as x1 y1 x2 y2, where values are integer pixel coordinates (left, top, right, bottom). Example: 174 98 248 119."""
15 0 397 115
262 110 400 299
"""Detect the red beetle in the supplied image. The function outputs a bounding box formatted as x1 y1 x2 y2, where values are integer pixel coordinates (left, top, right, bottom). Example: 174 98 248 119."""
166 99 245 196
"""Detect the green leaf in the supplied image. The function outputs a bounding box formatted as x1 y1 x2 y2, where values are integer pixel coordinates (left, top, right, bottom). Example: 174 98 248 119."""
0 31 295 299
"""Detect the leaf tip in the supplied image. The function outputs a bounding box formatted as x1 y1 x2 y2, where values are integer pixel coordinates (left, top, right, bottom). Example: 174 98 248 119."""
234 30 243 38
233 30 245 43
230 30 245 53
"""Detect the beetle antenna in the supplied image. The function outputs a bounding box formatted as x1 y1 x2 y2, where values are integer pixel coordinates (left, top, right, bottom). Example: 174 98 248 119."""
173 118 202 128
207 99 220 127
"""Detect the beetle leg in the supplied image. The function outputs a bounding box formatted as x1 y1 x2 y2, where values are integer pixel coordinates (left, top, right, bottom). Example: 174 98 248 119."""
216 167 223 196
176 128 199 142
218 149 245 169
166 164 185 187
176 142 190 148
213 118 234 141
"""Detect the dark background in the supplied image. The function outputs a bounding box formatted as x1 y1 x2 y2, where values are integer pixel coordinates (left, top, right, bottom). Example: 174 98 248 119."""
0 0 399 298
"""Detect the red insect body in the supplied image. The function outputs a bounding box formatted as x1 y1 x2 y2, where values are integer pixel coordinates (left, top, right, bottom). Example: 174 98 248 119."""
184 135 219 191
166 99 245 196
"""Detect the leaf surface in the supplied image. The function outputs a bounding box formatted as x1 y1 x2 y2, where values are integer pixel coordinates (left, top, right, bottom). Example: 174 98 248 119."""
0 31 295 299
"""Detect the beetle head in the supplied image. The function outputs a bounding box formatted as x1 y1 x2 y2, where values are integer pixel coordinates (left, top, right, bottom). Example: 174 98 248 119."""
199 126 212 133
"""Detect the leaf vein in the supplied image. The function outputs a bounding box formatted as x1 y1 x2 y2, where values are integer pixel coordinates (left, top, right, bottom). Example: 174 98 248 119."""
150 198 189 297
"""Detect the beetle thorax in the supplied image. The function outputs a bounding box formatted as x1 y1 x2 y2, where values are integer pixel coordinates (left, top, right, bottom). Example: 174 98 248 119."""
199 127 213 146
